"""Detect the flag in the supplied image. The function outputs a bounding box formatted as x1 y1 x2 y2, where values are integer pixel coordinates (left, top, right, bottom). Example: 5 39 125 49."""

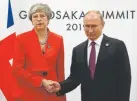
0 34 16 101
0 0 20 100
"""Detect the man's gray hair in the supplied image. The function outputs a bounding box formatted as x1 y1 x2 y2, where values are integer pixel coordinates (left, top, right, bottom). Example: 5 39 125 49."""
84 10 104 23
28 3 52 21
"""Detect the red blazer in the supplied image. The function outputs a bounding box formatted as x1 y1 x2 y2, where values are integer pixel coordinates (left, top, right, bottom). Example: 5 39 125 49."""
12 29 66 101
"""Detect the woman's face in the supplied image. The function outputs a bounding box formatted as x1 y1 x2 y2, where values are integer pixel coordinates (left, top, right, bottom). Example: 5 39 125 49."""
31 11 49 31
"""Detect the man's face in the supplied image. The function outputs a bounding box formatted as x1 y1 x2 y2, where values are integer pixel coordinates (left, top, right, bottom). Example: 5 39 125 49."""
31 11 49 30
83 12 104 41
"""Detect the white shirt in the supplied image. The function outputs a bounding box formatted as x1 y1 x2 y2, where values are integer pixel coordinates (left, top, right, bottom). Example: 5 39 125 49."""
87 34 103 66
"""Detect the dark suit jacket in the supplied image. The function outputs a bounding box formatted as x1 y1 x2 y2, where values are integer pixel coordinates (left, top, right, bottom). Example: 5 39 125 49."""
58 34 131 101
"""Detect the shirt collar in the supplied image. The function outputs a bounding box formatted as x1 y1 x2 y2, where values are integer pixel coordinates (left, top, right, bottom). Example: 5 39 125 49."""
88 33 103 47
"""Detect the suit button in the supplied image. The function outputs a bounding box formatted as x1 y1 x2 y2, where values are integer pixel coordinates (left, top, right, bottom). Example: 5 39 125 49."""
42 72 48 76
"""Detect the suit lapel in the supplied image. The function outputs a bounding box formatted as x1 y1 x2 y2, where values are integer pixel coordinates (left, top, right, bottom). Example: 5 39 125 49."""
44 31 54 57
83 40 89 68
28 29 43 56
96 34 110 68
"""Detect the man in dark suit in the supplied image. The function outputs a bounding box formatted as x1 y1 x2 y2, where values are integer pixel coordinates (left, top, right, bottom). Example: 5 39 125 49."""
47 10 131 101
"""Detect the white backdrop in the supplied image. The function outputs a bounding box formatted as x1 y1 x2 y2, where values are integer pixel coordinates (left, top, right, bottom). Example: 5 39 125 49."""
0 0 137 101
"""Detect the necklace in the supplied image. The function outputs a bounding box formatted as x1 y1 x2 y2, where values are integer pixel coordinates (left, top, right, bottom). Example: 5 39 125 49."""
39 40 47 45
39 33 48 45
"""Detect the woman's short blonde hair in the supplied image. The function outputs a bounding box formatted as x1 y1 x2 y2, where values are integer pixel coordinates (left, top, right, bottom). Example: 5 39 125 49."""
28 3 52 21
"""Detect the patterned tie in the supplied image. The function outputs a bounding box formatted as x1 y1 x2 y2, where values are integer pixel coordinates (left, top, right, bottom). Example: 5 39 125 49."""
89 41 96 79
